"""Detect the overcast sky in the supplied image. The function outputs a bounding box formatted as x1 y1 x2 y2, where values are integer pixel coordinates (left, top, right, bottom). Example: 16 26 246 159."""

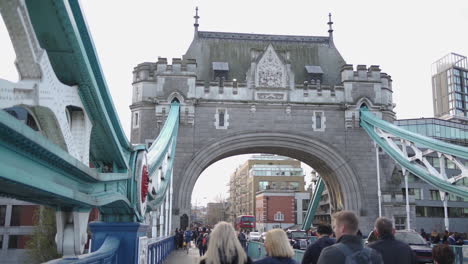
1 0 467 206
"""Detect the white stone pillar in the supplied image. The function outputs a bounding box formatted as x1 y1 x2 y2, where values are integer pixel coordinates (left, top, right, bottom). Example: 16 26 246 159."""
441 192 449 231
375 144 382 217
151 211 157 238
169 171 173 235
404 171 411 230
296 198 303 225
165 185 170 237
159 202 164 237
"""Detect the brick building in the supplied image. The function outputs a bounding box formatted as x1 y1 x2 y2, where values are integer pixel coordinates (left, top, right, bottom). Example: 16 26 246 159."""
255 190 310 232
228 154 306 224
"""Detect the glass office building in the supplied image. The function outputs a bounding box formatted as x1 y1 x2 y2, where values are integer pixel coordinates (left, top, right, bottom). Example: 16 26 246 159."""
432 53 468 118
395 118 468 146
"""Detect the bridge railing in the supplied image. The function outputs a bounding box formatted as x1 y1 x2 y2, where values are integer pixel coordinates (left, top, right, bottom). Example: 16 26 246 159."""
147 236 175 264
247 241 304 262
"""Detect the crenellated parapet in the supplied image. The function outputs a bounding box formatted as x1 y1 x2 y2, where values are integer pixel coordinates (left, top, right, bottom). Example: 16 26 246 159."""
132 58 198 84
341 64 395 128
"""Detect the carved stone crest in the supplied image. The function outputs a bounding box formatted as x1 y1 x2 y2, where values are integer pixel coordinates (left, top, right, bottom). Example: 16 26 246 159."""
256 92 285 100
255 45 286 88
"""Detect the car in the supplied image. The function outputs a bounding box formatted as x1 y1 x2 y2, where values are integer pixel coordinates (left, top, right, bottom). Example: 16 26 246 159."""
395 230 432 263
366 230 432 263
248 231 261 241
260 232 267 242
286 229 309 250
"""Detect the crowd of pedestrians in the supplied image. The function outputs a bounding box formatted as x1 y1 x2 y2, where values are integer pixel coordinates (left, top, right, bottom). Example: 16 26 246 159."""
173 210 463 264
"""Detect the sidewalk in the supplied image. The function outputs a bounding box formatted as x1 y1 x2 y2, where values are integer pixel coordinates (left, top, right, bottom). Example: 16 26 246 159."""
165 245 201 264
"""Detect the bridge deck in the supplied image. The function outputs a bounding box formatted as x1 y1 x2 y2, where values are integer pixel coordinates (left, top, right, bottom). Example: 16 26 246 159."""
165 245 200 264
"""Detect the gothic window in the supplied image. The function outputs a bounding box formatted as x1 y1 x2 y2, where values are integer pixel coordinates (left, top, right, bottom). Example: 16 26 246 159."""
133 111 140 128
219 110 225 127
316 113 322 129
312 111 326 132
214 108 229 129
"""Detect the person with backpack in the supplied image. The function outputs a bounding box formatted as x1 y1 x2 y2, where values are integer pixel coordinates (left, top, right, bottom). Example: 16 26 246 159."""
302 224 335 264
196 230 208 256
368 217 416 264
317 211 383 264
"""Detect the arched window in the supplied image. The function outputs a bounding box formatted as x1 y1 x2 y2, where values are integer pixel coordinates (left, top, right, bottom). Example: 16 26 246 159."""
4 106 39 131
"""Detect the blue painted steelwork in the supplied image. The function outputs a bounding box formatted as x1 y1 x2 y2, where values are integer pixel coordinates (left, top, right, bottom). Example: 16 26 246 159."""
147 236 175 264
25 0 131 170
48 236 120 264
146 102 180 209
360 108 468 199
0 0 181 220
301 177 325 231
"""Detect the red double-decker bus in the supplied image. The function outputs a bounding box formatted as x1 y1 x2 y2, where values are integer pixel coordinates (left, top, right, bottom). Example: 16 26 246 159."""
235 215 256 231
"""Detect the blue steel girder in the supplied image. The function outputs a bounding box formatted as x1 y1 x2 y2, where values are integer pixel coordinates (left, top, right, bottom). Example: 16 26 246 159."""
360 108 468 199
0 110 132 212
24 0 131 170
146 102 180 211
0 0 182 223
302 177 325 230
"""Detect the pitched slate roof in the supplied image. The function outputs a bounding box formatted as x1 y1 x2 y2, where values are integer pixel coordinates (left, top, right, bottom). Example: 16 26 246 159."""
183 31 346 85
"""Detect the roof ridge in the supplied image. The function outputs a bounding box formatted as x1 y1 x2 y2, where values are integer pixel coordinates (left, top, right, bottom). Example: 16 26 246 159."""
197 31 329 43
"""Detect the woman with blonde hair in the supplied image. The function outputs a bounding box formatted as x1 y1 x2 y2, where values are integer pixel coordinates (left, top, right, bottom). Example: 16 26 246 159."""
254 229 297 264
199 221 252 264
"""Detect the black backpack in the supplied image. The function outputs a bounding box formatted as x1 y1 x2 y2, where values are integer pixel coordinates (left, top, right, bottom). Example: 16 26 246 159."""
336 244 375 264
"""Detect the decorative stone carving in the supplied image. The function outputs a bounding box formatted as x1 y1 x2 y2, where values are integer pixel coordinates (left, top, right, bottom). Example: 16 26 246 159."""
256 92 285 100
255 45 286 88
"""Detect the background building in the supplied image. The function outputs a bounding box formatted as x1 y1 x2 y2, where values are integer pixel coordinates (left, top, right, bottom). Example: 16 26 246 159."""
432 53 468 120
0 199 36 264
395 118 468 232
206 202 228 226
228 154 310 231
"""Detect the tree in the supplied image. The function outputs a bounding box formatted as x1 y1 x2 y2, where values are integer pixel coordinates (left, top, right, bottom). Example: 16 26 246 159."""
26 206 61 263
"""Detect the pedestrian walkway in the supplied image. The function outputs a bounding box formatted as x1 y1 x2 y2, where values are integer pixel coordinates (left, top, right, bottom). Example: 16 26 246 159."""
165 245 200 264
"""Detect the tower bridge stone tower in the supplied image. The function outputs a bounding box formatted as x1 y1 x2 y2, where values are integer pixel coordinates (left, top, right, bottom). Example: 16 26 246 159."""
130 17 400 232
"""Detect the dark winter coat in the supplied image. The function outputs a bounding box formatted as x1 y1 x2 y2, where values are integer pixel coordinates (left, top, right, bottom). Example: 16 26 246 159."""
316 235 383 264
368 234 416 264
254 256 297 264
301 236 335 264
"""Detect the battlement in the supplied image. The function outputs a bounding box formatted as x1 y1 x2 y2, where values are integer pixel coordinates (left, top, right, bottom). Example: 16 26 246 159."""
341 64 392 89
132 58 197 83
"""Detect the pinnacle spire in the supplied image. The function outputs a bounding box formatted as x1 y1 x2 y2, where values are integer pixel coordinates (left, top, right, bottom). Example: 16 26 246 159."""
194 7 200 33
327 13 334 47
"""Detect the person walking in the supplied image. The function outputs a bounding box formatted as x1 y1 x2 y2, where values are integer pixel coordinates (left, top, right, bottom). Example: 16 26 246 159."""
431 230 441 244
184 228 194 253
253 229 297 264
174 228 180 249
301 224 335 264
317 211 383 264
199 221 252 264
368 217 416 264
432 244 455 264
238 229 247 252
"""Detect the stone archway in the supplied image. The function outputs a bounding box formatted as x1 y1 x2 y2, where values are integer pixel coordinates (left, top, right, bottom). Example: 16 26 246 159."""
174 130 370 229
